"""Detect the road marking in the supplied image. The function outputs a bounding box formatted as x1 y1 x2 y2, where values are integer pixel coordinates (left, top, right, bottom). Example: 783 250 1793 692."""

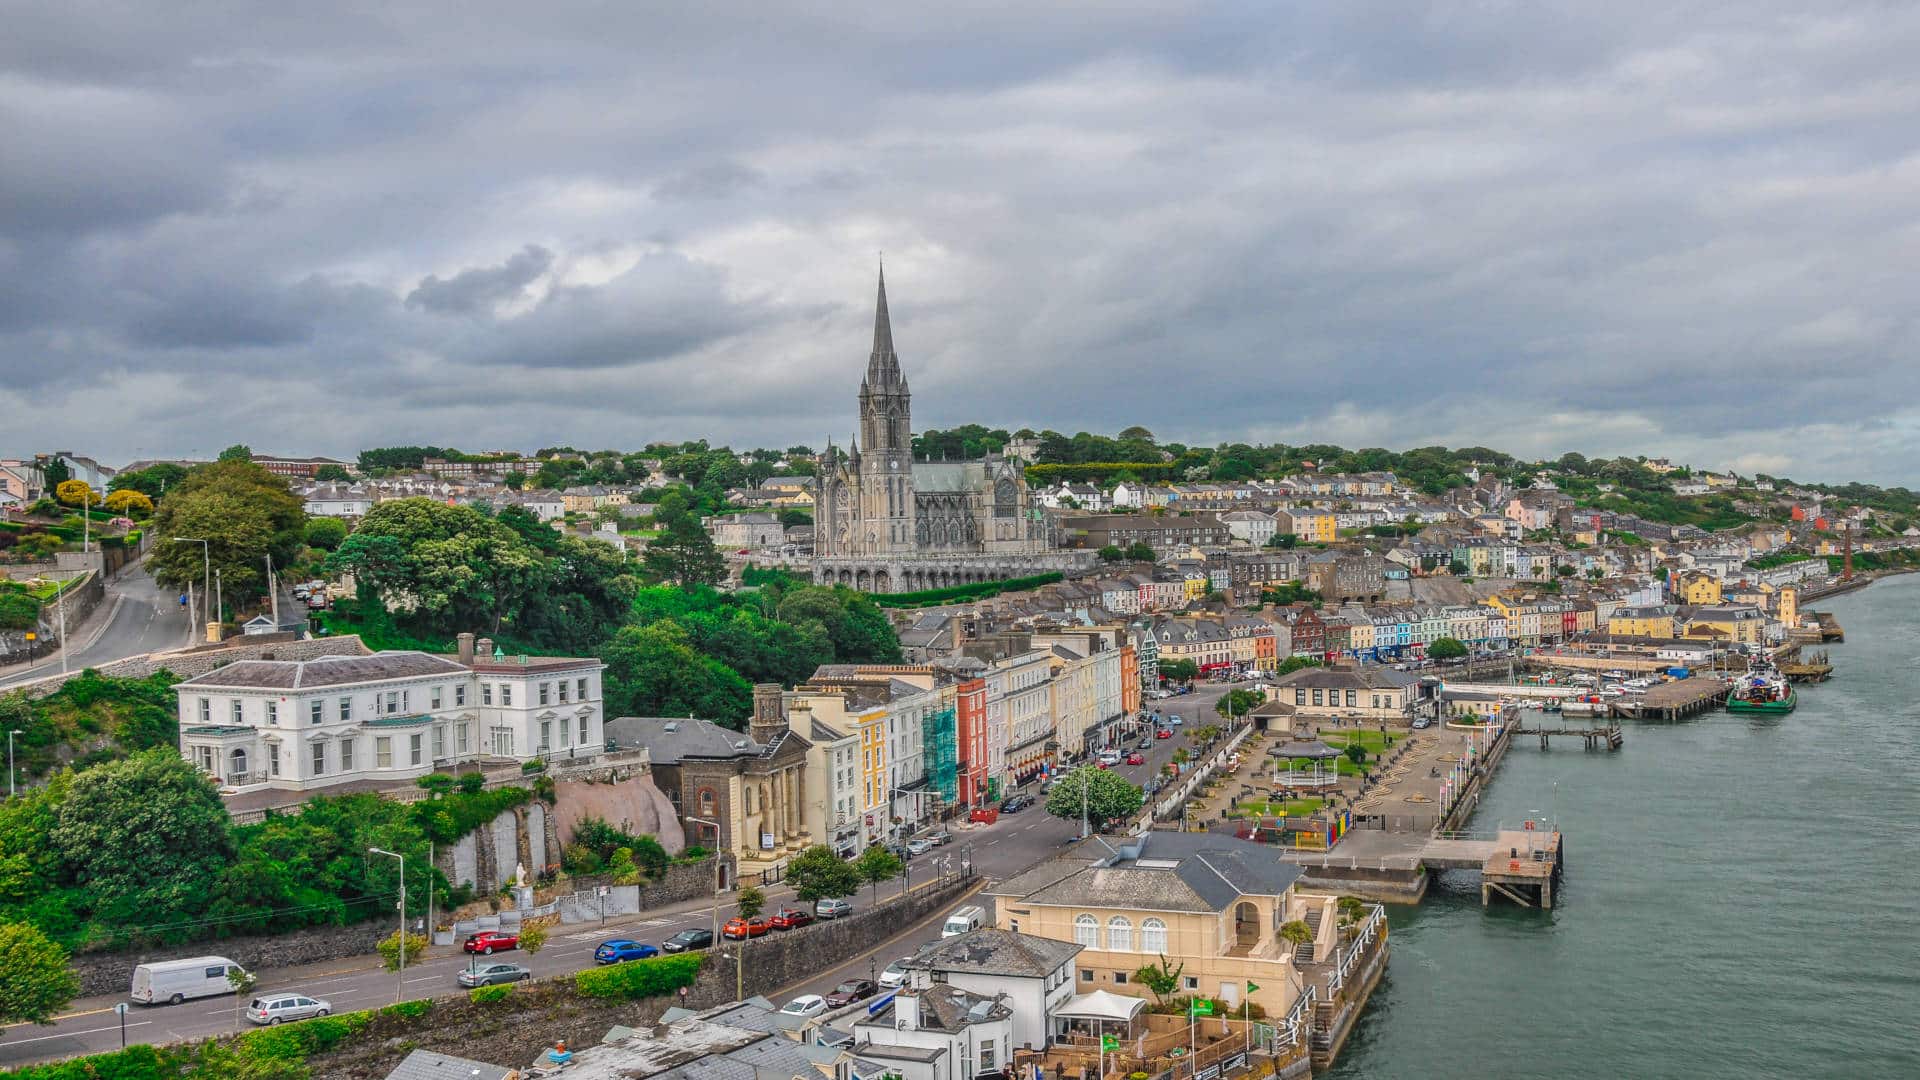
5 1021 154 1045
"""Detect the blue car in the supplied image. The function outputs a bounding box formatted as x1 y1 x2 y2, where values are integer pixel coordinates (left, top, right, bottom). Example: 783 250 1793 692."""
594 939 658 964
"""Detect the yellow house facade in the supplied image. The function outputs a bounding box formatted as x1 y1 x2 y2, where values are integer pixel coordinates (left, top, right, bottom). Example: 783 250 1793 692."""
1275 511 1337 544
1674 573 1722 605
1606 605 1677 639
990 833 1348 1021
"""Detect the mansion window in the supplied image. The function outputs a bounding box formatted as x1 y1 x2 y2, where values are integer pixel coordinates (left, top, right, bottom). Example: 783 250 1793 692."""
456 723 470 754
431 687 443 710
1074 914 1098 948
193 746 215 772
577 677 589 700
340 739 354 772
455 685 467 707
231 700 243 723
339 697 352 721
538 682 550 706
268 743 280 777
311 700 324 725
1141 918 1167 953
1107 916 1132 951
578 715 589 745
376 738 393 768
557 681 569 704
500 684 512 707
410 734 423 766
311 742 325 776
198 698 211 723
266 701 278 726
482 684 493 706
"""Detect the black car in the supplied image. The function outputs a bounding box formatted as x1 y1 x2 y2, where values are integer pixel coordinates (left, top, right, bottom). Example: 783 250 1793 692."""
1001 795 1031 814
825 979 878 1007
661 928 714 953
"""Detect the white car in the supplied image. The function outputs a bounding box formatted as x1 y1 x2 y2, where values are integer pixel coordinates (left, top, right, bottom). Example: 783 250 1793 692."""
246 994 331 1025
878 958 914 989
781 994 828 1019
906 838 934 856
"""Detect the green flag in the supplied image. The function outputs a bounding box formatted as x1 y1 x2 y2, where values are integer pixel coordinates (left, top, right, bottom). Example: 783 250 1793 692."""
1189 999 1213 1017
1246 981 1260 993
1102 1035 1120 1052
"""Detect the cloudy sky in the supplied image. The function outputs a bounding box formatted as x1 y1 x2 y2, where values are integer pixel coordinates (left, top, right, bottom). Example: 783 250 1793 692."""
4 2 1917 484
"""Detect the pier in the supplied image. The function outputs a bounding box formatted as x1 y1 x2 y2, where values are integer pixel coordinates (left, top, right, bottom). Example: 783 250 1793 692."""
1510 722 1623 750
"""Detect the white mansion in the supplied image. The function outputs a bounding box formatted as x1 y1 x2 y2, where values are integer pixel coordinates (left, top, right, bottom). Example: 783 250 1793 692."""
174 635 605 792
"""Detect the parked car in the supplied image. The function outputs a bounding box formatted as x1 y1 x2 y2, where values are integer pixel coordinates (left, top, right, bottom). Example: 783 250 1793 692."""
593 939 658 964
815 897 854 920
781 994 828 1019
131 957 246 1005
723 916 772 939
968 807 999 825
877 957 914 989
824 979 878 1007
1411 716 1434 730
1169 714 1184 725
928 830 953 846
1156 728 1173 739
1126 752 1145 766
1095 758 1112 770
769 907 815 930
458 962 532 987
1000 795 1032 814
1136 738 1153 751
661 928 714 953
246 994 331 1025
906 838 934 856
463 930 519 955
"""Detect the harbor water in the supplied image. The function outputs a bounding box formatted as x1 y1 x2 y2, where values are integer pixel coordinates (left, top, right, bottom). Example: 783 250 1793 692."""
1326 574 1920 1079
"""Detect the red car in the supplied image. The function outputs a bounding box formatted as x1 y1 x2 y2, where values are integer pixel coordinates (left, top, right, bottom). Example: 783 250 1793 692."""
1156 729 1173 739
463 930 519 955
723 916 772 939
1126 752 1145 765
769 907 814 930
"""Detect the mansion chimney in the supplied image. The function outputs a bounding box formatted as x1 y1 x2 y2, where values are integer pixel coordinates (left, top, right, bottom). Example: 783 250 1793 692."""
457 632 476 665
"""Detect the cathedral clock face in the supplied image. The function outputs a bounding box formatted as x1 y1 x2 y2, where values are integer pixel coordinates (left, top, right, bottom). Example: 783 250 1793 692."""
889 460 898 470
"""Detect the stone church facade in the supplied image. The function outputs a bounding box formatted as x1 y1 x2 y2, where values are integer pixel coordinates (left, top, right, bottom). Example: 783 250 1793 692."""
813 269 1093 593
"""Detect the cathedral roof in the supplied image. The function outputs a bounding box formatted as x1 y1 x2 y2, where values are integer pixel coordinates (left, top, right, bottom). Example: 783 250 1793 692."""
864 263 905 390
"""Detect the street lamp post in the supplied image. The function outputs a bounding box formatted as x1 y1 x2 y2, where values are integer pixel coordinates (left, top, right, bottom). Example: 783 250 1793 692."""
171 538 211 636
367 847 406 1003
683 816 724 943
7 730 21 798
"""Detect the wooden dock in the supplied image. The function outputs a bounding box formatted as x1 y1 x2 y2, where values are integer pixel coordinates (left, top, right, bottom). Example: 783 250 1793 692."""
1632 678 1728 720
1510 722 1624 750
1482 829 1563 909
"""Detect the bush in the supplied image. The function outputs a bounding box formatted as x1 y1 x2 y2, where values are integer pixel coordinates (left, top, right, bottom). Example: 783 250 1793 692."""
469 983 515 1004
457 771 487 794
871 572 1064 608
416 773 455 795
573 952 702 1000
377 930 428 971
521 759 546 774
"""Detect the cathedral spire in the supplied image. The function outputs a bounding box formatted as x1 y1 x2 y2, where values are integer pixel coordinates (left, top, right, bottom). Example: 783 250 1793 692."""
866 260 902 387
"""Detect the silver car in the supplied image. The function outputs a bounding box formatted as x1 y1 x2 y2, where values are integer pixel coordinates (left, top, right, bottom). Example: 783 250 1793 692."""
457 962 532 988
246 994 331 1025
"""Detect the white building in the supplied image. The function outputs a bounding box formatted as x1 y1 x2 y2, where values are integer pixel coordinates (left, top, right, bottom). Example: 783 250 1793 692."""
903 929 1082 1053
708 511 786 550
174 639 605 792
1220 510 1278 547
985 651 1054 788
852 975 1015 1080
299 483 374 518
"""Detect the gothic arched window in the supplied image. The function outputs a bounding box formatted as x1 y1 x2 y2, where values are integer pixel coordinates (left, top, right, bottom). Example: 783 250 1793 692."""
995 478 1017 518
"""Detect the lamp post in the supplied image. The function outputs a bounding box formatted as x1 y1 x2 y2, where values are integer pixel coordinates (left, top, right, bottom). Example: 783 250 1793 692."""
367 847 406 1003
171 537 211 635
7 730 21 798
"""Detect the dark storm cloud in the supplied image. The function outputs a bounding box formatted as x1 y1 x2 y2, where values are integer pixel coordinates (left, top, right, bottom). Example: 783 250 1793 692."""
406 246 555 315
4 1 1919 484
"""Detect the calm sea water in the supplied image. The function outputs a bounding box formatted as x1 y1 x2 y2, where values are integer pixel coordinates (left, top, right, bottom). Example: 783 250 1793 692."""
1326 574 1920 1079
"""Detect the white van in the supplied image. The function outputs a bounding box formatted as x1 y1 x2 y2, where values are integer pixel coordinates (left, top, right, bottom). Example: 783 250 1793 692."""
942 905 986 938
131 957 247 1005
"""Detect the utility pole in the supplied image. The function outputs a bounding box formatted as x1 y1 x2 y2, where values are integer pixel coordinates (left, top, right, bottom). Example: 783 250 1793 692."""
56 571 71 676
214 569 223 640
368 848 406 1003
173 538 211 636
265 554 279 626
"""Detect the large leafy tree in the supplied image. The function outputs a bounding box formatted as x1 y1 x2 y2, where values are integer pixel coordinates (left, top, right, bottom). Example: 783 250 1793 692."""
642 492 727 589
598 622 753 725
50 750 234 931
109 462 189 500
148 460 308 601
774 586 900 664
0 923 80 1025
854 844 902 904
1427 637 1468 660
1045 766 1144 827
784 844 861 903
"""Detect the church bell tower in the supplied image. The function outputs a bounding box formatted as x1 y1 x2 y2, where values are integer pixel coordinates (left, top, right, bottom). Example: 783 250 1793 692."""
856 263 914 553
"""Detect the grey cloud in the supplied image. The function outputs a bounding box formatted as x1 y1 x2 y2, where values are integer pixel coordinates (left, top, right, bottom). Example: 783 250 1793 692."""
406 246 555 315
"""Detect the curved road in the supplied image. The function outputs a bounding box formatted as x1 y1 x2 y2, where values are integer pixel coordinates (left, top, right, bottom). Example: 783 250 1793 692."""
0 562 192 689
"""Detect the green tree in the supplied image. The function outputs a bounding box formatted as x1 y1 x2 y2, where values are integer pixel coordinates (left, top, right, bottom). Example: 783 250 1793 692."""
1343 743 1368 767
1447 559 1469 576
1158 658 1199 683
1426 637 1468 660
1279 920 1313 950
304 517 349 551
1124 541 1156 562
641 493 727 589
854 844 902 904
226 965 257 1031
0 922 80 1025
325 498 545 635
1044 767 1144 827
1275 656 1321 676
784 844 861 903
1217 689 1264 720
38 457 71 491
49 750 234 931
1133 955 1184 1007
217 444 254 463
314 464 352 482
735 884 767 921
148 460 308 602
377 930 427 970
1097 545 1125 563
598 622 753 726
109 462 189 500
519 924 548 955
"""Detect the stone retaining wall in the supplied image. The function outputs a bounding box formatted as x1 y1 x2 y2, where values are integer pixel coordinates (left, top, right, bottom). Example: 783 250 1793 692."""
69 920 393 998
0 571 101 664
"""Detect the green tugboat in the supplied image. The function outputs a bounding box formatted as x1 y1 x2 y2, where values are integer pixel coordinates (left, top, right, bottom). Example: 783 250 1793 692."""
1727 657 1797 714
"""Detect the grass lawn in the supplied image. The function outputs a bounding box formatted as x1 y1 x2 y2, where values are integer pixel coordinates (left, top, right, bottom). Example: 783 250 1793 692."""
25 576 86 601
1319 730 1400 754
1231 797 1326 819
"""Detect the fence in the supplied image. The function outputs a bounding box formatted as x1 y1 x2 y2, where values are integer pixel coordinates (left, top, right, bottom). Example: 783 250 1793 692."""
1328 905 1386 997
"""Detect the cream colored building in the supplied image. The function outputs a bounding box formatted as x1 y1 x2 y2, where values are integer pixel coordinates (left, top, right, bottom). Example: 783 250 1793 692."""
988 832 1339 1020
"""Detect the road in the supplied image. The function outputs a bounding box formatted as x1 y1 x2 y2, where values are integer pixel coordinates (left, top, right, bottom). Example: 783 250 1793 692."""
0 681 1239 1064
0 561 192 689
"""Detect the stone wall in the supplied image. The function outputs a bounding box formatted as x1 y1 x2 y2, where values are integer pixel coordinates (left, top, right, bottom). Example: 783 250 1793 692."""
0 570 101 665
309 872 979 1080
68 920 393 998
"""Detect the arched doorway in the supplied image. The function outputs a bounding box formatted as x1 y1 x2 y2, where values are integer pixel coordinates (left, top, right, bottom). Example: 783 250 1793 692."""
229 747 249 782
1234 901 1259 949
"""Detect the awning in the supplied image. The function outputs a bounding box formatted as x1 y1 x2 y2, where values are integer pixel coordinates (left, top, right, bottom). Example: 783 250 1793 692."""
1055 990 1146 1024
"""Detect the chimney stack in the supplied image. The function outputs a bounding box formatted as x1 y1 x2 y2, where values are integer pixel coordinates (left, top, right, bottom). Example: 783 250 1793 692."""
457 632 476 665
749 684 786 745
476 637 494 661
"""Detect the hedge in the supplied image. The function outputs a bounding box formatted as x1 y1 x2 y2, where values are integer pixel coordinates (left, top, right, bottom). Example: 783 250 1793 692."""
0 1003 385 1080
871 572 1064 609
573 951 702 999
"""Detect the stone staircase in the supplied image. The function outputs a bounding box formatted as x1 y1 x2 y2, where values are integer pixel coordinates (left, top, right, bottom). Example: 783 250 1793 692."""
1295 909 1322 964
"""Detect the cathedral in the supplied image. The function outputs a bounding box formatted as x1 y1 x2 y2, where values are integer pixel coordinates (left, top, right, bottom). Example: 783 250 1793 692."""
812 268 1090 593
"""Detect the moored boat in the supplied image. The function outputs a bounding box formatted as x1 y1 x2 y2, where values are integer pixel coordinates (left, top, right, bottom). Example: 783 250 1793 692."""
1727 657 1797 714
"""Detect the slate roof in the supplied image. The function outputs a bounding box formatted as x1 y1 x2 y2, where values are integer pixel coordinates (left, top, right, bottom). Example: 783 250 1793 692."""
1270 665 1416 692
906 928 1082 978
175 651 467 690
383 1049 511 1080
605 717 762 764
1015 832 1304 914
